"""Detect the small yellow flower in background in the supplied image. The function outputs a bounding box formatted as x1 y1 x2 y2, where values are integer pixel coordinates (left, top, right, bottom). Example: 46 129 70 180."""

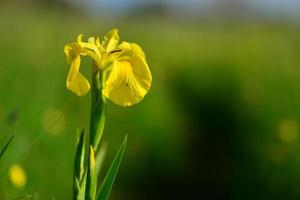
64 29 152 107
9 164 27 188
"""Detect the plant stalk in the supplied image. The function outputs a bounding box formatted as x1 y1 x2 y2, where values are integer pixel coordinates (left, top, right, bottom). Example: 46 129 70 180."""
85 64 107 200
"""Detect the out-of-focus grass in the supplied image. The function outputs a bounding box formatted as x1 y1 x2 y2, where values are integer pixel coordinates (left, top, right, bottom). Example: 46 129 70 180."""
1 3 300 200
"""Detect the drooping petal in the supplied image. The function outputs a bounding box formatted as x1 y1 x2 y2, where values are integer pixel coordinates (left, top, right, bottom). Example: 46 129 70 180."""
67 56 81 81
66 56 90 96
102 54 152 107
130 43 146 59
116 41 131 51
67 72 90 96
113 42 146 61
102 29 120 52
64 43 82 64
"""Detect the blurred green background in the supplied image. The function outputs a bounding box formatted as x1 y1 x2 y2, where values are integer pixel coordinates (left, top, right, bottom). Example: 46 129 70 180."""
1 0 300 199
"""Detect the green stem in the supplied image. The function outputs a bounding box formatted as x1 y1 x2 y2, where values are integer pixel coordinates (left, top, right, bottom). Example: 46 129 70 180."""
90 71 106 151
85 64 107 200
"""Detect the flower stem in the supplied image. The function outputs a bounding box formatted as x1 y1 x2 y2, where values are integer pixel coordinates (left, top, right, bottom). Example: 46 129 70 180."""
85 64 107 200
90 65 106 151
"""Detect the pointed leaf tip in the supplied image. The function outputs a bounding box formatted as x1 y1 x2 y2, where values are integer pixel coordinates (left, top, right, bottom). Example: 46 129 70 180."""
96 135 127 200
0 134 14 159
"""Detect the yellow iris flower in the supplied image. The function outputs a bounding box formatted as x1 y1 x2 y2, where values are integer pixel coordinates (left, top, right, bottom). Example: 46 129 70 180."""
64 29 152 107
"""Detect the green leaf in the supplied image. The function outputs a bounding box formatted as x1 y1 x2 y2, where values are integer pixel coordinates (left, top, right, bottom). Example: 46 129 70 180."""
78 171 87 200
95 143 107 178
96 135 127 200
90 143 108 200
0 134 14 160
73 129 86 200
89 146 97 200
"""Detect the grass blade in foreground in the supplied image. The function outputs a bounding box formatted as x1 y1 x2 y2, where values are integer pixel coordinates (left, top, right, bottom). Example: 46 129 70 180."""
0 134 14 159
96 135 127 200
73 130 86 200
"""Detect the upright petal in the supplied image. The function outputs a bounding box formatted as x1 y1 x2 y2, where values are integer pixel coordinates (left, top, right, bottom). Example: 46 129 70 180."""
102 29 120 52
77 34 102 65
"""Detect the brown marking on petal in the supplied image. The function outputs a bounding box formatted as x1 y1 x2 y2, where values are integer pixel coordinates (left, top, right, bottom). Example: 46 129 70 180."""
109 49 122 54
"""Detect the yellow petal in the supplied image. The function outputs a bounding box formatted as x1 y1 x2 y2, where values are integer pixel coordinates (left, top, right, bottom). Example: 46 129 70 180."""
102 55 151 107
88 36 95 44
66 56 90 96
64 43 81 64
95 37 101 47
102 29 120 52
77 34 84 43
112 42 146 61
67 72 90 96
67 56 81 81
77 34 101 65
117 41 131 51
130 43 146 59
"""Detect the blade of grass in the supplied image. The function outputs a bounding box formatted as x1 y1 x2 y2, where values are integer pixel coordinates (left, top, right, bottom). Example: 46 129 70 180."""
96 135 127 200
90 143 108 200
73 129 86 200
0 134 14 159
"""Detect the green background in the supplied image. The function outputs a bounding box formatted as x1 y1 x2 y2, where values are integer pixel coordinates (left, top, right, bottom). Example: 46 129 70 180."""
1 1 300 199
